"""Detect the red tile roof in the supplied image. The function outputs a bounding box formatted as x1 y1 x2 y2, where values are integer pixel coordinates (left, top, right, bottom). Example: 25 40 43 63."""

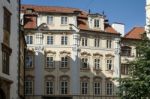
21 4 119 34
124 27 145 40
21 4 87 18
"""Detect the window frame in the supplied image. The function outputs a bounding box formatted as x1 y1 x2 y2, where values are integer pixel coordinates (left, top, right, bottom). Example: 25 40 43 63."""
61 16 68 25
81 58 89 69
94 82 101 95
94 38 100 47
35 33 43 45
106 59 113 70
60 56 68 68
60 80 68 94
25 80 33 95
61 35 68 45
26 35 33 44
46 81 54 95
94 19 100 28
47 16 54 25
106 81 113 95
94 58 100 70
81 37 88 46
47 35 53 45
46 56 54 68
106 40 112 48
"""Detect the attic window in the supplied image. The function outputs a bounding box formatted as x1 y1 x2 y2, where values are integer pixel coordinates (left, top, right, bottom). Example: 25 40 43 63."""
26 8 34 13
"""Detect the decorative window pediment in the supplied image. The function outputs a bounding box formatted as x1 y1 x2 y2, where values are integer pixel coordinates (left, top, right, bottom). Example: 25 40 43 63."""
45 75 55 81
81 51 91 56
93 52 103 57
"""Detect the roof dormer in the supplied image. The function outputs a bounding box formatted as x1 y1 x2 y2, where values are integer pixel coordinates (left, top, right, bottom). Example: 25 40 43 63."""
88 13 105 31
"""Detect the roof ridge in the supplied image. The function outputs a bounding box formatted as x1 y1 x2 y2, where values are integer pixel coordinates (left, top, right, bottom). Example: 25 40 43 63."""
21 4 81 11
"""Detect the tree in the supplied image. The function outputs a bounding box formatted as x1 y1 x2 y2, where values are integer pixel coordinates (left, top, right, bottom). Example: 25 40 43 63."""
118 36 150 99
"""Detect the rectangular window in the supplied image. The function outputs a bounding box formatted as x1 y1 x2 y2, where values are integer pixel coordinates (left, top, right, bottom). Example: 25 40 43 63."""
94 82 101 95
94 59 100 69
3 7 11 33
36 33 43 44
106 59 112 70
26 35 33 44
3 7 11 45
2 51 9 74
61 81 68 94
106 40 112 48
47 16 53 24
94 19 100 28
121 64 129 75
81 58 88 69
81 82 88 94
25 81 33 95
25 55 33 68
46 57 54 68
61 36 68 45
47 36 53 45
61 16 67 25
106 82 113 95
61 57 68 68
81 37 87 46
46 81 54 94
94 38 100 47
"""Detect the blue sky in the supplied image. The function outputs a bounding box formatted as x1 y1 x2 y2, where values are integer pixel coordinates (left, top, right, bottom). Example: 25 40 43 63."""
21 0 145 33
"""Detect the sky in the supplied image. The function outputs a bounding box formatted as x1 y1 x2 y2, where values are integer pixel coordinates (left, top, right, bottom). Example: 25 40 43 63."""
21 0 146 33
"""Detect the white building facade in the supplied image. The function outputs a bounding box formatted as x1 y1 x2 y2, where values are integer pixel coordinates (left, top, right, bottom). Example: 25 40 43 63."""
0 0 20 99
22 5 121 99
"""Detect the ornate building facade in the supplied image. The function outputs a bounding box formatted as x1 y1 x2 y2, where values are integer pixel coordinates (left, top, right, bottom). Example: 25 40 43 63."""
21 5 121 99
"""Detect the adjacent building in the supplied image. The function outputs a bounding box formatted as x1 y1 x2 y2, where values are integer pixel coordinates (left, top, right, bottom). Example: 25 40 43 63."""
0 0 22 99
21 5 121 99
120 27 145 78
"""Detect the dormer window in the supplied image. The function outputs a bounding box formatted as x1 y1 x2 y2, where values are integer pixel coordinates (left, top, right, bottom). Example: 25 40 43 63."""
94 19 100 28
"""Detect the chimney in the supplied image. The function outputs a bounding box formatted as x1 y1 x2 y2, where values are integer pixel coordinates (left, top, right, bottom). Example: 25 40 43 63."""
112 22 125 36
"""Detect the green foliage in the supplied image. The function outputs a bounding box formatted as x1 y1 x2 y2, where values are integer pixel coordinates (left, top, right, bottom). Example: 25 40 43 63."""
118 36 150 99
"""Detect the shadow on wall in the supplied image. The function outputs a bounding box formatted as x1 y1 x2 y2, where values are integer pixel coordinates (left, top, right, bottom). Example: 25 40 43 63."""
25 50 118 99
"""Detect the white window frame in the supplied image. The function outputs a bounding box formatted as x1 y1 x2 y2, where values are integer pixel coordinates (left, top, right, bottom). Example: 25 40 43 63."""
61 56 68 68
47 16 53 25
61 35 68 45
94 58 100 69
94 19 100 28
81 37 88 46
106 40 112 48
106 82 113 95
106 59 113 70
25 80 33 95
26 35 33 44
47 36 53 45
61 16 68 25
46 81 54 95
81 82 88 94
36 33 43 44
94 38 100 47
46 56 54 68
60 81 68 94
94 82 101 95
